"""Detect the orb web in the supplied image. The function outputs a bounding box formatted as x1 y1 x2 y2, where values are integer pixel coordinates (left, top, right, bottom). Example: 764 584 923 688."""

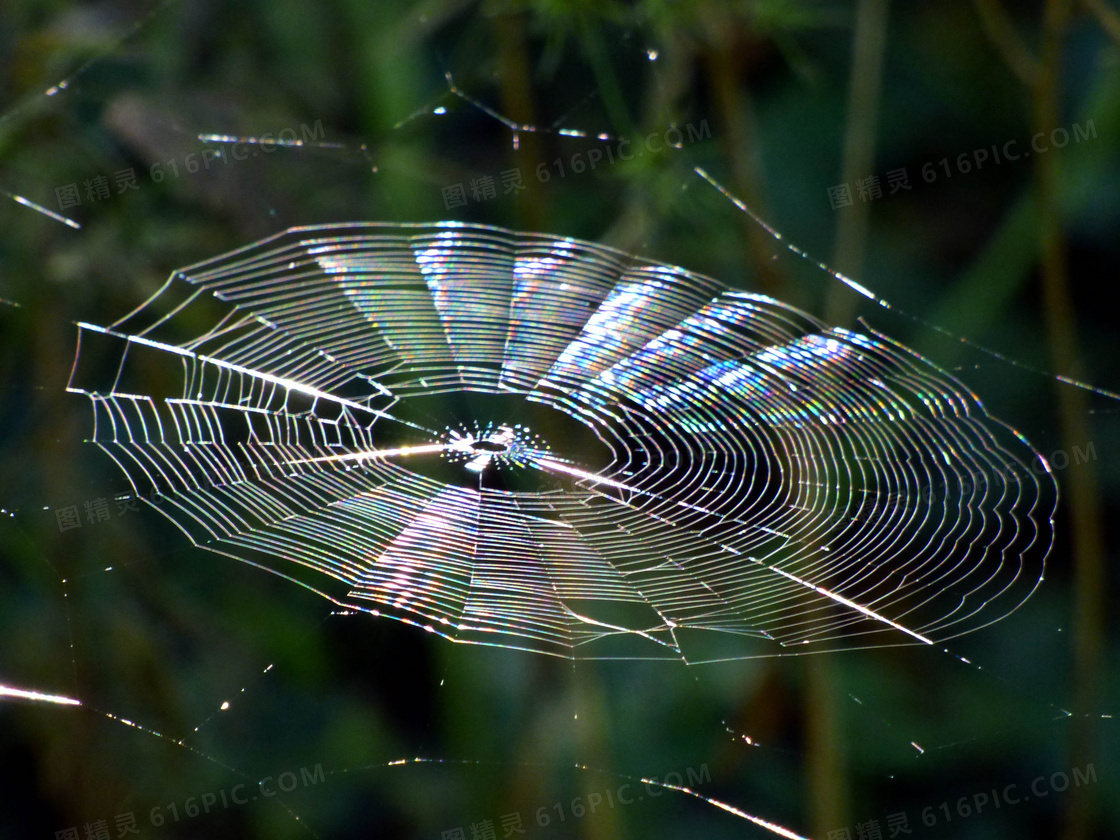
67 222 1056 662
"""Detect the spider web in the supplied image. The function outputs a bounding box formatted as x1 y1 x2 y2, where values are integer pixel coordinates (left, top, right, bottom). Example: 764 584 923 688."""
1 5 1115 840
66 222 1054 663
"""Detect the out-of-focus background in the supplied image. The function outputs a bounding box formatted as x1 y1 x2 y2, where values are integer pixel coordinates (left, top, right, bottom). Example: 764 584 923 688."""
1 1 1118 839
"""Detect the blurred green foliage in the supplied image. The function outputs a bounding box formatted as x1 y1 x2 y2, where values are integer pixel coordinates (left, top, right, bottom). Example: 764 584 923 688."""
1 2 1118 839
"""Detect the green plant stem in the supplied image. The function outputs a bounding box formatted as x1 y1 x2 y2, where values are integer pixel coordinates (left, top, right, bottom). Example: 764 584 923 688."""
826 0 889 327
1034 3 1106 840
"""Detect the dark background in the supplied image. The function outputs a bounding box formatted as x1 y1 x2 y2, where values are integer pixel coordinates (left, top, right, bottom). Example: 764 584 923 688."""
1 2 1118 839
